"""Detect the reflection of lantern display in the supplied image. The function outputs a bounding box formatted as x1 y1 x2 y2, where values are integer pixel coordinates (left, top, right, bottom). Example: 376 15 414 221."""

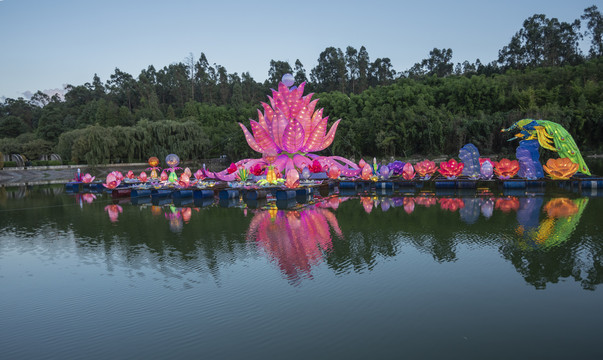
104 204 123 222
165 154 180 168
495 197 520 212
543 198 579 218
246 207 342 285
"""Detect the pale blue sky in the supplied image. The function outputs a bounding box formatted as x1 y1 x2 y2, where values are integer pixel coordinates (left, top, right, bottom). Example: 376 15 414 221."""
0 0 596 100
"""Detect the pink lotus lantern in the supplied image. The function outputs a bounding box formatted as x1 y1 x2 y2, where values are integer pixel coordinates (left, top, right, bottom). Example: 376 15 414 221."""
102 172 121 189
201 75 361 181
194 169 205 181
415 160 437 180
361 164 373 180
327 166 341 179
438 159 464 179
358 159 367 169
360 197 373 213
160 170 168 182
111 171 124 182
126 170 135 179
81 173 95 183
179 173 190 188
138 171 148 182
402 163 415 180
285 169 300 188
184 167 192 178
239 82 341 162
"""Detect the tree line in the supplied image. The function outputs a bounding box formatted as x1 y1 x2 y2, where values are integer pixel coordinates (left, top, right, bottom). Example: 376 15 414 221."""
0 6 601 166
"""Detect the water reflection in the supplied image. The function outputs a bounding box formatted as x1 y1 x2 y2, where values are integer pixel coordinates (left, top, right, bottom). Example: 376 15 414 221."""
246 206 341 285
1 184 601 289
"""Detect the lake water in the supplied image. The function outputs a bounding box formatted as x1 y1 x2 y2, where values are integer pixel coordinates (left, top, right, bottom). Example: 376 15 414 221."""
1 181 602 359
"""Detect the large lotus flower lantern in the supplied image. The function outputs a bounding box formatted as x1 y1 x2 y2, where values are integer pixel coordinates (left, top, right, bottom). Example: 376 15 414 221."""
194 74 359 182
239 80 341 158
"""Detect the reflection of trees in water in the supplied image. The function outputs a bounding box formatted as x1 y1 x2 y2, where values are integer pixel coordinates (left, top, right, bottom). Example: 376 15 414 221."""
1 186 602 289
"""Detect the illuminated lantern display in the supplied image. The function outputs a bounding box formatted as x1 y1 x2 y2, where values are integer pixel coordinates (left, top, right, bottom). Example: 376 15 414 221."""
415 160 437 180
102 172 121 189
138 171 148 182
126 170 135 179
437 159 464 179
501 119 590 175
493 159 519 180
401 163 415 180
148 157 160 168
300 166 311 180
543 198 579 218
194 169 205 181
81 173 95 183
165 154 180 169
542 158 579 180
360 164 373 181
285 169 300 188
379 165 390 180
266 166 277 183
179 173 190 187
204 74 360 181
480 160 494 180
327 166 341 179
160 170 168 182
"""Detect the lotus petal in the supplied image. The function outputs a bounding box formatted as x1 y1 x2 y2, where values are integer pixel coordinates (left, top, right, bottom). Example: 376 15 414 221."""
317 118 340 151
257 109 271 134
250 120 278 153
261 102 274 123
239 123 264 153
303 117 328 152
310 108 324 130
271 110 288 151
282 119 305 153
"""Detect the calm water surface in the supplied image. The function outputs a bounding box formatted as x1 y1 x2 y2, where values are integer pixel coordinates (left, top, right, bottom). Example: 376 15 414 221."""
1 182 602 359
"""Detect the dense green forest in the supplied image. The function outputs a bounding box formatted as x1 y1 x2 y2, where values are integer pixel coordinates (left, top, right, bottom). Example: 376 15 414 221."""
1 6 601 166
